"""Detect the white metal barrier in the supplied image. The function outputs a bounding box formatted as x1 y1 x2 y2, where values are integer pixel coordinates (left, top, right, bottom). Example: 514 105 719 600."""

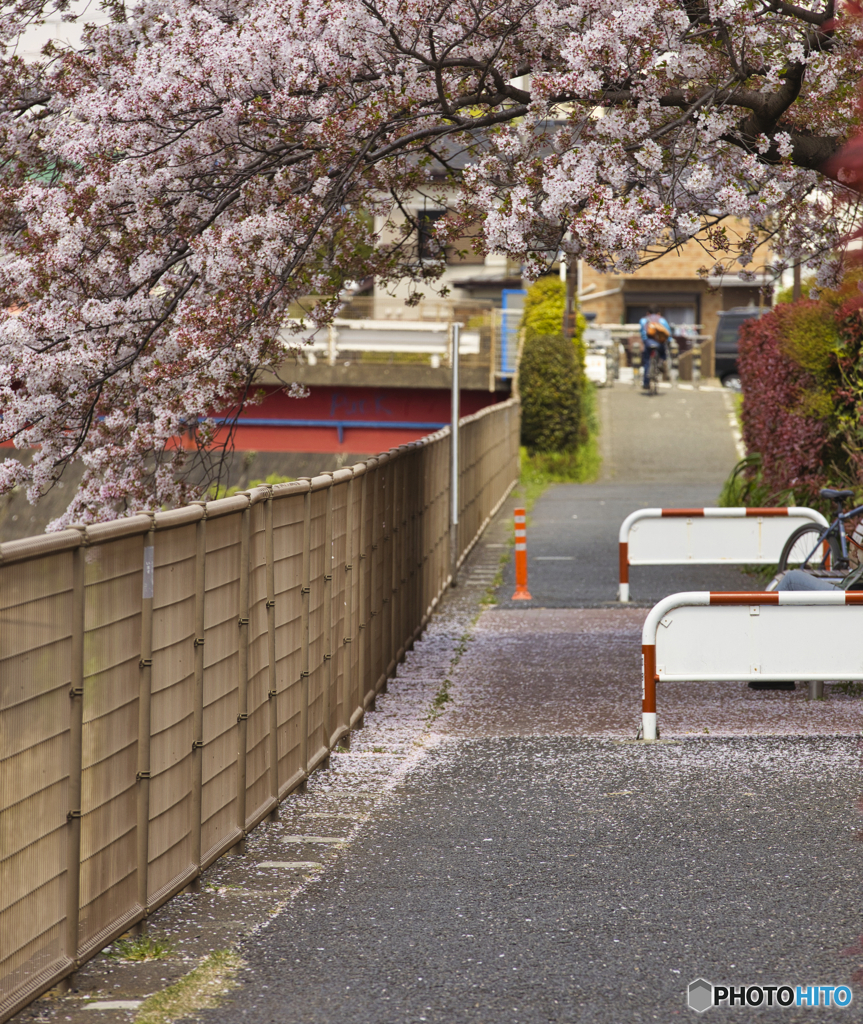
280 319 481 358
640 590 863 740
618 507 829 602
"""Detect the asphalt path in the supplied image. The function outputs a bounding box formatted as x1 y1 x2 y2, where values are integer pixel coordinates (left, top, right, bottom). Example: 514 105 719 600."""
201 738 863 1024
495 383 755 608
196 384 863 1024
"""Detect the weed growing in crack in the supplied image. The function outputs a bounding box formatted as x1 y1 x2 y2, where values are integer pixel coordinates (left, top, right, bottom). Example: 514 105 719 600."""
106 935 174 962
134 949 242 1024
427 679 452 723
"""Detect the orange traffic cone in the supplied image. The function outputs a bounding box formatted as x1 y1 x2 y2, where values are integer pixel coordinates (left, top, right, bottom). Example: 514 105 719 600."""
512 508 532 600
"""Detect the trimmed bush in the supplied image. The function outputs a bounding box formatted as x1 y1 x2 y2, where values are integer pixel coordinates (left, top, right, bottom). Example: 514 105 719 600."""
738 274 863 504
518 277 588 456
520 331 585 453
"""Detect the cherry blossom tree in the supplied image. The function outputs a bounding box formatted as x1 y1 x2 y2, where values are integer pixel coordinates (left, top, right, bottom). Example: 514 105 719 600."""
1 0 861 524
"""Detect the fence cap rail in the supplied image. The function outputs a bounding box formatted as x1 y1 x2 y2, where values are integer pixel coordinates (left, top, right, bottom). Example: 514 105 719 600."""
86 514 153 544
0 527 83 565
205 493 250 518
239 485 271 506
0 395 518 562
310 473 333 492
154 505 205 529
271 479 310 497
460 396 518 426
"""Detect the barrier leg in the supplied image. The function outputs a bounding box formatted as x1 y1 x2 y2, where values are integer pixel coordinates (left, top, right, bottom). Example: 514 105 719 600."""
642 644 657 741
512 508 532 600
808 681 824 700
619 541 630 602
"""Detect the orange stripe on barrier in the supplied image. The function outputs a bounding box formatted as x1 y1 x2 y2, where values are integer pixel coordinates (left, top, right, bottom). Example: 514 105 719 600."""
709 592 779 605
745 507 790 516
642 645 657 714
512 507 532 600
661 509 704 517
846 592 863 604
619 541 629 584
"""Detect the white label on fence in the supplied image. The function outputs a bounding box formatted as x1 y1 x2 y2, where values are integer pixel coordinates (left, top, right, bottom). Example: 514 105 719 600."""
142 546 154 599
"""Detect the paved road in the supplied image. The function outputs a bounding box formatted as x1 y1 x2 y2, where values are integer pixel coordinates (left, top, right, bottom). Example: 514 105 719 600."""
202 738 863 1024
193 384 863 1023
496 384 754 607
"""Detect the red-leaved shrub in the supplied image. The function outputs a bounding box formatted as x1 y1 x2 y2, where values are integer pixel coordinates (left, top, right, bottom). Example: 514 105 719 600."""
738 305 830 502
738 282 863 504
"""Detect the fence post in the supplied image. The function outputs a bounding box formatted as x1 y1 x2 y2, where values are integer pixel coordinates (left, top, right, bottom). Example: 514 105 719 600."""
265 490 279 818
65 533 86 971
394 452 405 658
189 504 206 890
380 460 391 692
368 462 380 707
299 484 312 787
235 502 251 852
355 468 368 725
388 456 399 677
450 323 460 586
323 477 334 755
343 471 354 740
136 520 155 924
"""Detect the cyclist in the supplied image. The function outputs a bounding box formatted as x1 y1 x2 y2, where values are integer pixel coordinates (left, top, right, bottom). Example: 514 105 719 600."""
777 564 863 591
639 305 671 391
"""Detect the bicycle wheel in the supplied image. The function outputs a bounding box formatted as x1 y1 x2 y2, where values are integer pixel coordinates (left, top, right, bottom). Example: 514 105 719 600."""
778 524 840 572
649 351 660 395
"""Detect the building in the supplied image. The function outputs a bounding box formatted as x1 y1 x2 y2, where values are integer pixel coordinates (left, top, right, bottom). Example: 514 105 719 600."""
578 223 772 341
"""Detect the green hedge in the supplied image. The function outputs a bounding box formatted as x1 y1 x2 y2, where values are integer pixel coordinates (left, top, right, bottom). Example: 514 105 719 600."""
519 277 588 455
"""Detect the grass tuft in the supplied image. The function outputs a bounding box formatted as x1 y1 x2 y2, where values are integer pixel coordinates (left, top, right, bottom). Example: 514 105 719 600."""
427 679 452 723
134 949 242 1024
106 935 174 962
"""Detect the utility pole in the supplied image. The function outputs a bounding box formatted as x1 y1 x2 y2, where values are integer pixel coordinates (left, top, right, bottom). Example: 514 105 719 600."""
450 321 461 587
564 254 578 338
793 262 802 302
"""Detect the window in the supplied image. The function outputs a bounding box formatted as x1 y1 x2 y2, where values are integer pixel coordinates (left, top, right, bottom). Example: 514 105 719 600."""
417 209 445 260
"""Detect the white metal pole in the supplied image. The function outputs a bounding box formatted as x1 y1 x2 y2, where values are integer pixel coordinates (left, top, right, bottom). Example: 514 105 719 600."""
450 321 461 586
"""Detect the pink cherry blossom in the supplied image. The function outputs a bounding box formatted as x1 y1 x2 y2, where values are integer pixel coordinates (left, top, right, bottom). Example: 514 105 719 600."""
0 0 860 524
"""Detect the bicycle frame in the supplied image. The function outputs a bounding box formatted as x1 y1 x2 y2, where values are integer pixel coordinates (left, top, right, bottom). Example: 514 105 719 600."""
798 503 863 566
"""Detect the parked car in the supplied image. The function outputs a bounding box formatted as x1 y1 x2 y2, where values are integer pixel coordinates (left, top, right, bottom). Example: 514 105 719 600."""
715 307 763 390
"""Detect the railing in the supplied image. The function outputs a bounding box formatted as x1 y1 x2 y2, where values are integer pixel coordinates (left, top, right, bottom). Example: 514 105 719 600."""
0 399 521 1022
617 506 829 602
640 589 863 741
280 295 523 384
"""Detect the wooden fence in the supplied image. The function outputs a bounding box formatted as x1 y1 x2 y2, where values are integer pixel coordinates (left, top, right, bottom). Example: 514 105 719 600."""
0 398 520 1021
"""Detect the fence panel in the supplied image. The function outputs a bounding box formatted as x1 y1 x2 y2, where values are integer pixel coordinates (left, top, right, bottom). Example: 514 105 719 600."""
328 475 349 743
245 494 273 829
148 519 197 906
271 486 306 795
0 544 76 1017
306 484 328 769
0 398 520 1021
200 506 243 865
347 470 363 722
369 462 385 696
78 533 144 956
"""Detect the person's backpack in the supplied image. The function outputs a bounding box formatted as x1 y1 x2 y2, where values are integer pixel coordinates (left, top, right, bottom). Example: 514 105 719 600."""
645 314 670 343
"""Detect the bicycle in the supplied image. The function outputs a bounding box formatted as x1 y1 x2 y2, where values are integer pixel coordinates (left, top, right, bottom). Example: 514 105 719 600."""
777 488 863 572
645 347 665 395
